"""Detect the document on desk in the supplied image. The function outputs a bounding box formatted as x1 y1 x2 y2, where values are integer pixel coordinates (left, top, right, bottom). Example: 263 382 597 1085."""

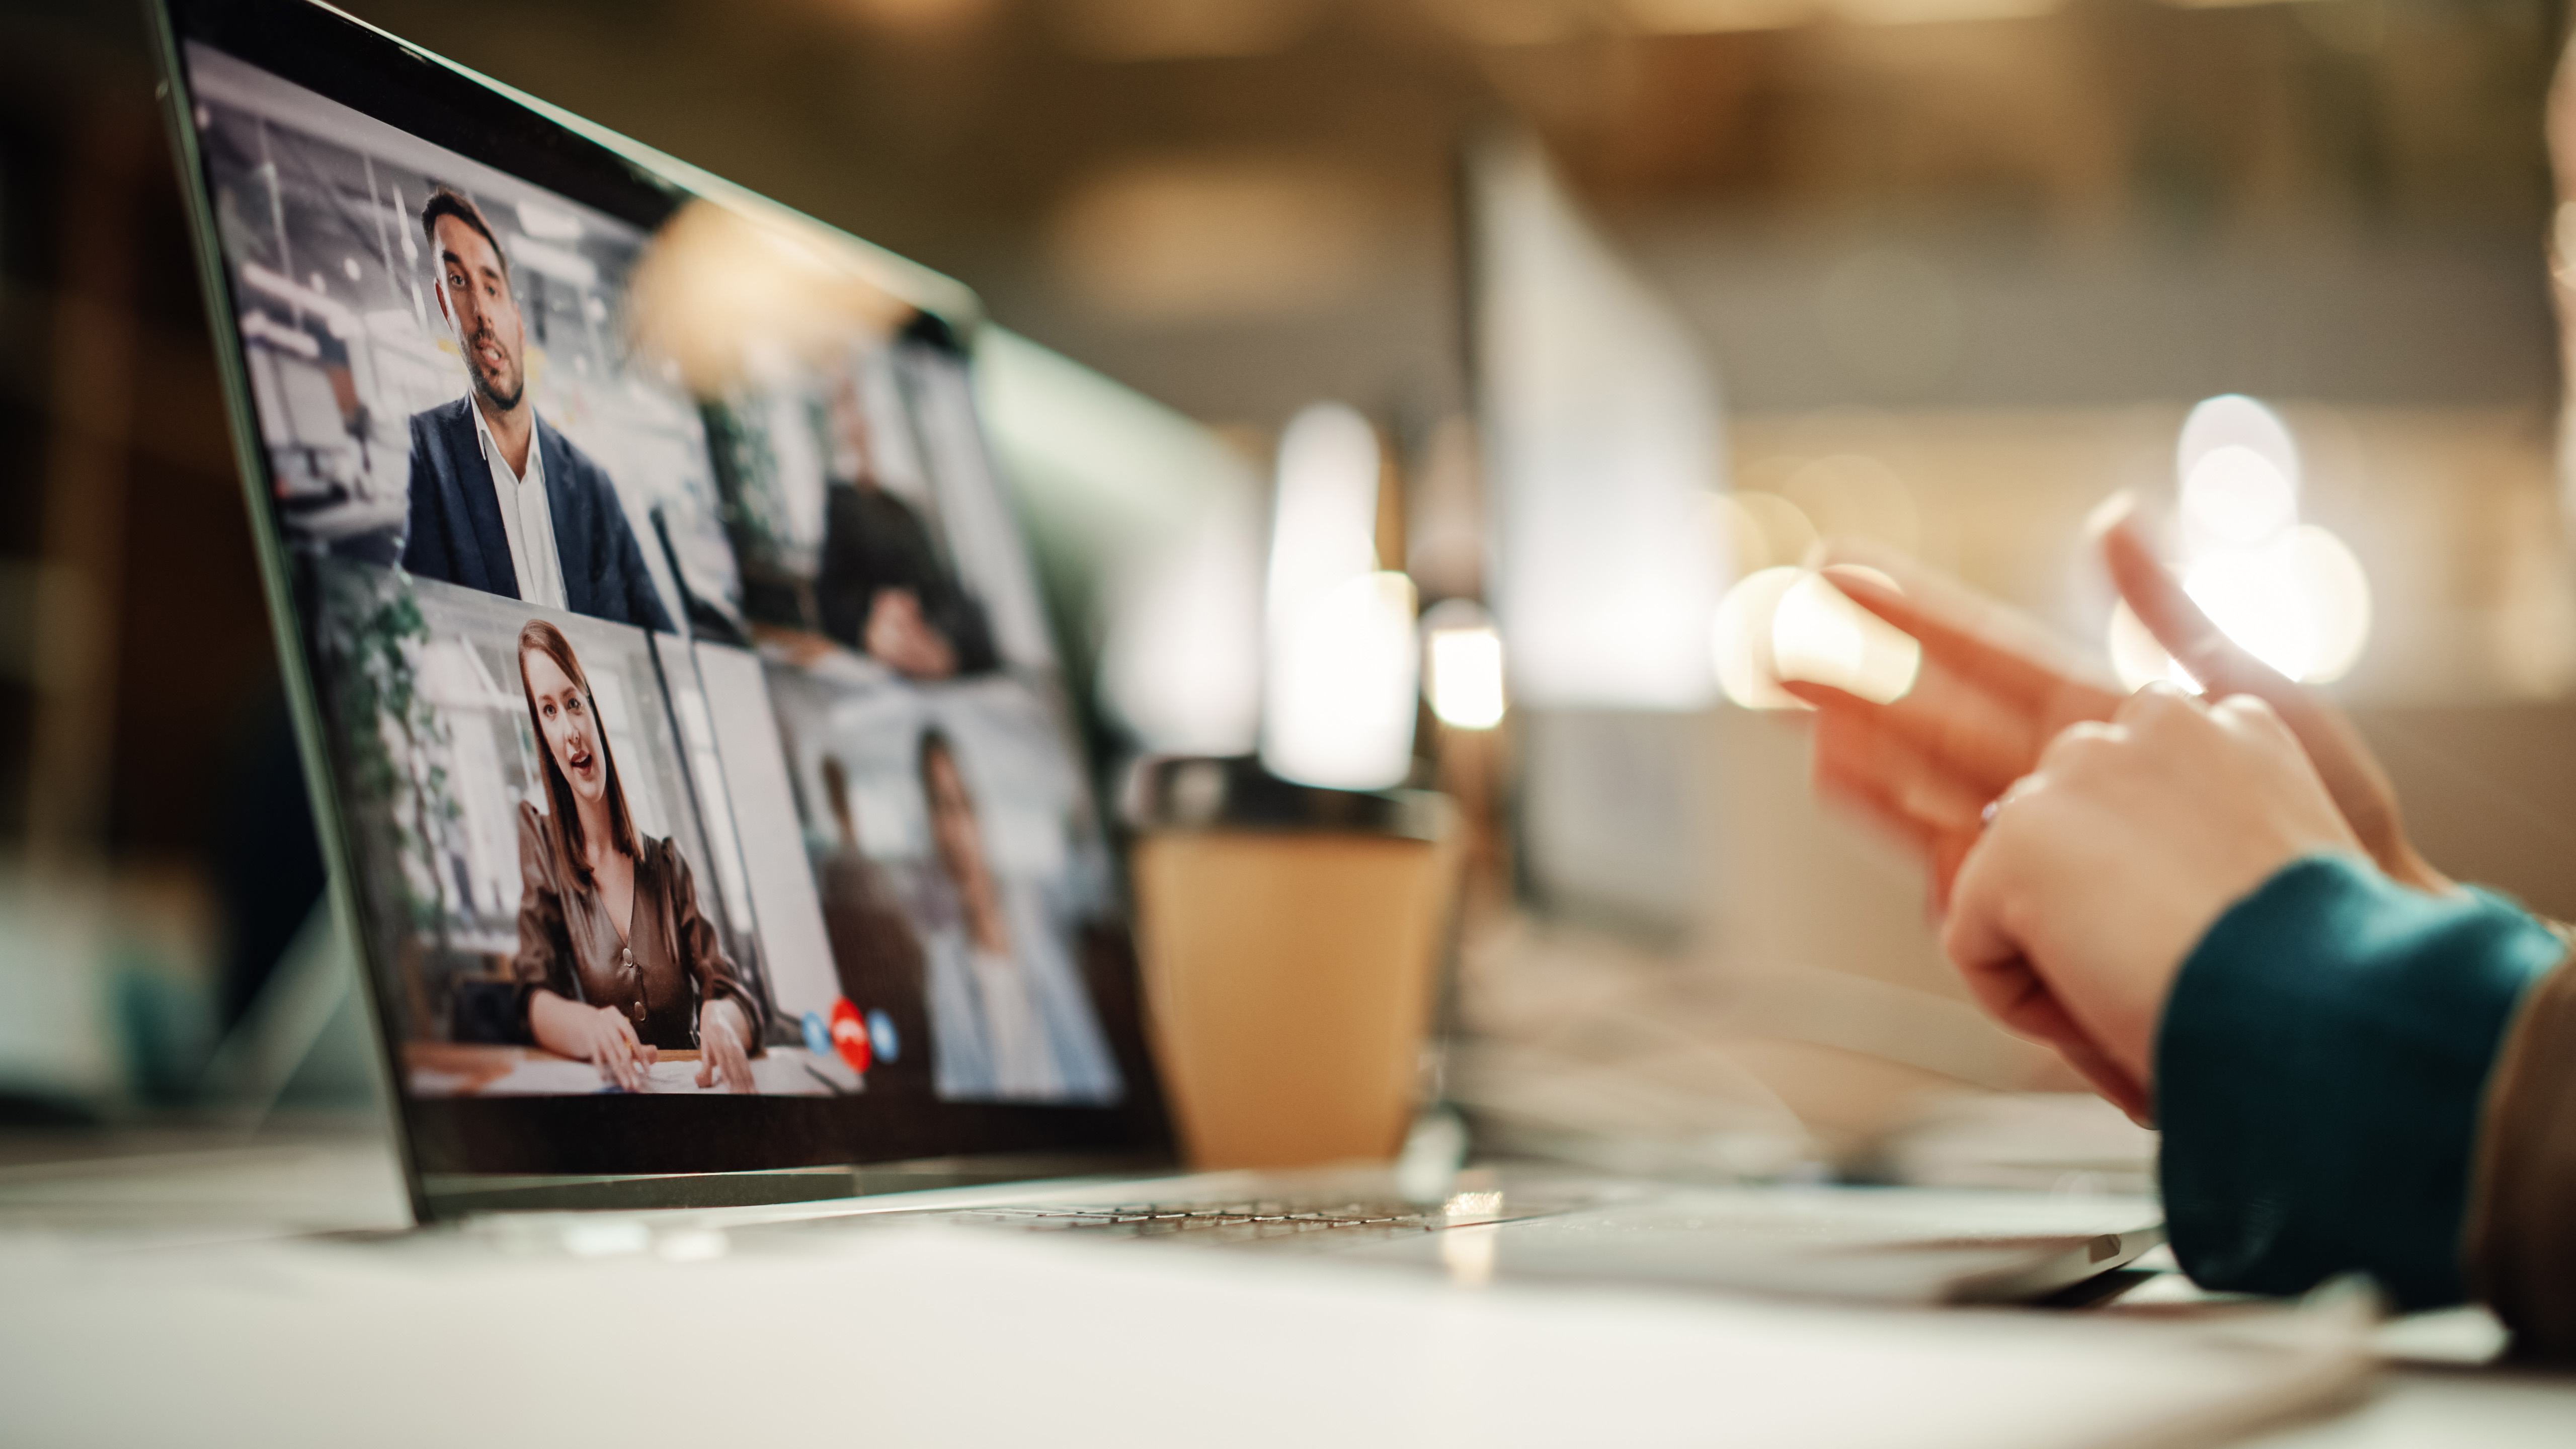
469 1058 723 1094
0 1222 2366 1449
465 1052 861 1096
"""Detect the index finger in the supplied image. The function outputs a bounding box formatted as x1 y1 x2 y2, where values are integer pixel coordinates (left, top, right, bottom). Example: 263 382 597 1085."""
1789 649 2094 802
2101 513 2428 868
610 1016 652 1089
1814 551 2117 718
2098 512 2289 702
595 1028 632 1088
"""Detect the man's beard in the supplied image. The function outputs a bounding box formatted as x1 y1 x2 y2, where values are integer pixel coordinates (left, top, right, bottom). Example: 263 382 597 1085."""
465 325 525 412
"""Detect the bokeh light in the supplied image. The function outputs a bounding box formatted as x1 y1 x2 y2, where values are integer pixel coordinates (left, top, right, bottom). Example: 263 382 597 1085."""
2182 547 2315 681
2284 524 2372 684
1775 568 1922 704
2180 444 2297 550
1265 403 1383 624
1263 404 1418 788
1707 492 1768 584
2110 396 2373 688
1267 572 1421 788
1714 566 1807 709
1714 565 1921 708
2176 393 2300 497
2106 600 2194 693
1785 454 1920 558
1422 599 1507 731
1731 490 1822 573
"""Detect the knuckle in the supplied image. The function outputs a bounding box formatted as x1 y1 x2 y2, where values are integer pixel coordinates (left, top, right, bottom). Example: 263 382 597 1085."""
2210 694 2303 761
2210 691 2288 737
2116 681 2197 728
2037 720 2119 774
2209 690 2275 719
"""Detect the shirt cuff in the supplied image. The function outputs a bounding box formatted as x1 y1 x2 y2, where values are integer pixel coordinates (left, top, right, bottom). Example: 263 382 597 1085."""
2155 853 2563 1310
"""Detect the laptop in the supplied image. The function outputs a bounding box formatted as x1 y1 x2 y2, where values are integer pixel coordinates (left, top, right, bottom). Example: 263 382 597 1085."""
144 0 2158 1305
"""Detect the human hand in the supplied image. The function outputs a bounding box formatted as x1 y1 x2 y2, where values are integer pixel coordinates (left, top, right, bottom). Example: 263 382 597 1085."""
863 589 958 680
582 1005 657 1092
1784 509 2445 908
695 999 755 1094
1943 686 2365 1122
749 623 839 669
2096 507 2449 894
1779 541 2121 911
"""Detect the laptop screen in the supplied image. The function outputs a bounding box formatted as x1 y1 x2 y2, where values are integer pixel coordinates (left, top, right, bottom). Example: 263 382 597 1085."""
152 0 1165 1194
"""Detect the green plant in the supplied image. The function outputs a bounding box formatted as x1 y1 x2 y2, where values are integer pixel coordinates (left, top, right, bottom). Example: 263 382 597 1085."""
315 565 464 946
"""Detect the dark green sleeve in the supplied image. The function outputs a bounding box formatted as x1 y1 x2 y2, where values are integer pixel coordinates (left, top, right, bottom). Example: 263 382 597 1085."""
2155 854 2563 1310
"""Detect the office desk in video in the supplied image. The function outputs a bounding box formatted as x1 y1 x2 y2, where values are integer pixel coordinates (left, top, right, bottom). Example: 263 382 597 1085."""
404 1043 860 1095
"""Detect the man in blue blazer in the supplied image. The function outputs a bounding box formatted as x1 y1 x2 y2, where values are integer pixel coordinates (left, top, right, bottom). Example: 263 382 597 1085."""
401 187 671 633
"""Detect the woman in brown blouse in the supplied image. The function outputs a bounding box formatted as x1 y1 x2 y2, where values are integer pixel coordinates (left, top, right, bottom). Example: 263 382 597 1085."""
513 620 764 1092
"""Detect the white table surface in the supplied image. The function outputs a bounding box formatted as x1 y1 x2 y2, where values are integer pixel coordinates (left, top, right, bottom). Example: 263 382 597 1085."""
1 1123 2567 1446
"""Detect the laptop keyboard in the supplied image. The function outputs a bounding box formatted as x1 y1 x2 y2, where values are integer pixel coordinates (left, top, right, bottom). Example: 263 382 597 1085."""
943 1190 1521 1246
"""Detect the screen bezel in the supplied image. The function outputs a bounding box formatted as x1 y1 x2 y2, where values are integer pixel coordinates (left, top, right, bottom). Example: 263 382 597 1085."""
146 0 1171 1220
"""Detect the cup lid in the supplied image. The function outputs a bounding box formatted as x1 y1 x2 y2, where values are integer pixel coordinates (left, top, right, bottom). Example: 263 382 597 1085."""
1120 756 1450 842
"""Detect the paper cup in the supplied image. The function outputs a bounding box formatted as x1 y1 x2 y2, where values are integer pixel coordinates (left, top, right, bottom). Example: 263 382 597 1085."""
1126 759 1457 1170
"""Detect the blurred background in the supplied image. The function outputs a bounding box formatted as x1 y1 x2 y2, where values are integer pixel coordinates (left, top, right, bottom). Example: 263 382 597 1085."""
5 0 2573 1183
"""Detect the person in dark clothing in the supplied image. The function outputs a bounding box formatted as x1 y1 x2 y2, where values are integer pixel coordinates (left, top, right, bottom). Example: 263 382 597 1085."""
814 754 933 1094
814 374 995 677
1796 520 2576 1360
401 187 671 633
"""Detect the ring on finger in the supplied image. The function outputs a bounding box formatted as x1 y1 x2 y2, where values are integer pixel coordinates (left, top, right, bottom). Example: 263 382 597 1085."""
1980 783 2025 832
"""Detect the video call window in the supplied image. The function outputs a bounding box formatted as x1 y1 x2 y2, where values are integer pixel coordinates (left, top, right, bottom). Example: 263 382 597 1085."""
186 43 1128 1112
310 560 865 1097
704 335 1058 682
188 45 742 636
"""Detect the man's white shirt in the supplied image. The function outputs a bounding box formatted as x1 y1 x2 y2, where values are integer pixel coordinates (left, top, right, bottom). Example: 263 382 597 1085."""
468 400 568 611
